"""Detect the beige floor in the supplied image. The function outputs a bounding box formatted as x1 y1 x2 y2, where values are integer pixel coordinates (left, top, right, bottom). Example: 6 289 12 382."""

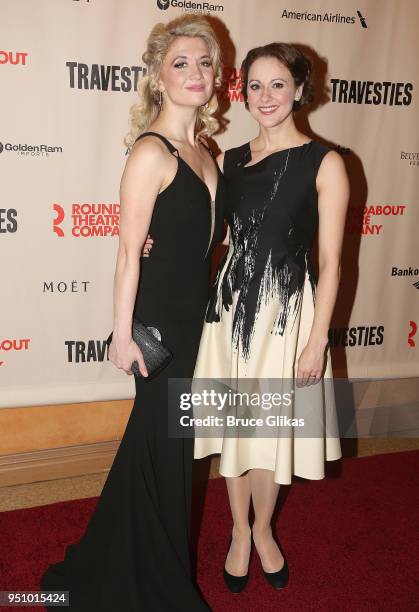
1 438 418 513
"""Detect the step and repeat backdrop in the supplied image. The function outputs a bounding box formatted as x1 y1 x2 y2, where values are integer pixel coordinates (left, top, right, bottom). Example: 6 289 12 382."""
1 0 418 408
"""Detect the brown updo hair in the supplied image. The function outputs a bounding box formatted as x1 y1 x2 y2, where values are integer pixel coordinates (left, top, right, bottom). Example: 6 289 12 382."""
241 42 314 112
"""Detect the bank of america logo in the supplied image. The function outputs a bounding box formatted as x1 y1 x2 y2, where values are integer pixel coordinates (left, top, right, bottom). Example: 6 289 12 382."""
413 281 419 290
357 10 367 28
157 0 170 9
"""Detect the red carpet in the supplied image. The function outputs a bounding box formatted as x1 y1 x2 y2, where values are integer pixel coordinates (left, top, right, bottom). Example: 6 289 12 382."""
1 450 418 611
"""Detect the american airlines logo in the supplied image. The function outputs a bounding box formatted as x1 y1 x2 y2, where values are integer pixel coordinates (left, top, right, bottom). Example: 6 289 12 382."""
281 9 367 28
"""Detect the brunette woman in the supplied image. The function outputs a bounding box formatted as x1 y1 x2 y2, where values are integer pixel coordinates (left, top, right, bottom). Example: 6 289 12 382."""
194 42 349 592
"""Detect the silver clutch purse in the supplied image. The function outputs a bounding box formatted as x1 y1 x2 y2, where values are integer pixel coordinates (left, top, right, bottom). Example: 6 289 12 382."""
106 318 172 379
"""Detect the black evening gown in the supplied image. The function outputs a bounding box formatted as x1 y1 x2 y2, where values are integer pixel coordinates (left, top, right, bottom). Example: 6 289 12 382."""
40 131 225 611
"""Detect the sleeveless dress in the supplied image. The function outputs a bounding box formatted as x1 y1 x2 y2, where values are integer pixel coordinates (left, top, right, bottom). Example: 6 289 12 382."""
40 132 225 611
193 140 342 485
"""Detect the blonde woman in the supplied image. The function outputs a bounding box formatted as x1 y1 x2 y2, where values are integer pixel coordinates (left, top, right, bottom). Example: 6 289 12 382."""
40 15 224 611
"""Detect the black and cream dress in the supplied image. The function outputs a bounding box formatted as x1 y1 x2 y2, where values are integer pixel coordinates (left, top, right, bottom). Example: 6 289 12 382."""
193 140 342 485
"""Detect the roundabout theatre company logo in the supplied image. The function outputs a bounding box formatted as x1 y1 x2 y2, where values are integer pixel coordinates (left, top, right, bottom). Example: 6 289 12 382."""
52 202 120 238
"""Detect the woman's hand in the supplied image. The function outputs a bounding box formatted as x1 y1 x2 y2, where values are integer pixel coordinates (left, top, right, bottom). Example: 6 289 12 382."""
108 335 148 377
295 339 327 387
142 234 154 257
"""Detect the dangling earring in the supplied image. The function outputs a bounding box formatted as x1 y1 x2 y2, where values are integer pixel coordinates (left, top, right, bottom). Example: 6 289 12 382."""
201 102 209 111
158 90 163 109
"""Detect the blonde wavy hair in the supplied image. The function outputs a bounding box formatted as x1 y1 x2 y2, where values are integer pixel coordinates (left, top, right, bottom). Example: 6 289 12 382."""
125 15 222 148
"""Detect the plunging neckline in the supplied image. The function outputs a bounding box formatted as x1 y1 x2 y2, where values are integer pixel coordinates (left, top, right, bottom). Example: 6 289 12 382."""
243 140 313 169
178 156 219 204
174 148 220 258
139 131 219 202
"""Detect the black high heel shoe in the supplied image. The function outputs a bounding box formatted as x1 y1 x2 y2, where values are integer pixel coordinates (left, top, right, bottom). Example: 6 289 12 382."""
256 532 289 589
262 551 289 589
223 536 252 593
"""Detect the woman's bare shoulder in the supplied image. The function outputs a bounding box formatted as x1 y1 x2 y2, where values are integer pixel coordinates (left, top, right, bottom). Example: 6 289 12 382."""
128 134 171 166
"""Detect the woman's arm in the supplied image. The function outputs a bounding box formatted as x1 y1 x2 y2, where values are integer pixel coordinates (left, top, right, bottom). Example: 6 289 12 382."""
296 150 349 385
109 138 169 376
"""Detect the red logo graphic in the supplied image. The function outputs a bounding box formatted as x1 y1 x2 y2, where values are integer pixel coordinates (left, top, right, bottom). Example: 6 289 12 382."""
52 203 120 237
345 204 407 236
408 321 417 347
0 338 31 366
220 67 244 103
53 203 65 237
0 51 28 65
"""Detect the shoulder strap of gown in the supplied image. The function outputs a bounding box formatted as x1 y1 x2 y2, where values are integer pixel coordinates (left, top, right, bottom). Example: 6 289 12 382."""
198 136 216 159
134 131 179 156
